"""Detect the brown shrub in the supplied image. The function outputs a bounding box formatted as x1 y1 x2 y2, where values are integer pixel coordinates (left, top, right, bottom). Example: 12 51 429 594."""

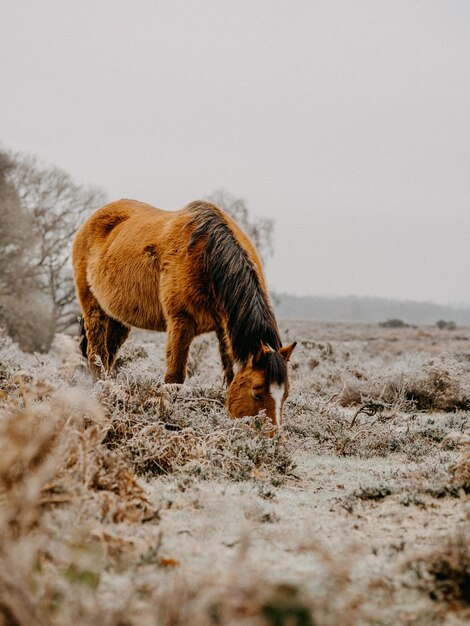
450 447 470 492
412 525 470 607
99 375 296 482
337 361 470 412
0 374 158 626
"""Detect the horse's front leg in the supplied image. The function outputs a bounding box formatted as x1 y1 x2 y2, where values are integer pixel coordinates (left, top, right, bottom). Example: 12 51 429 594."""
164 314 196 384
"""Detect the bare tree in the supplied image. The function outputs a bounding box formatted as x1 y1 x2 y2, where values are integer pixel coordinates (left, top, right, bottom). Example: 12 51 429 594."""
0 152 35 296
205 189 274 264
0 149 105 351
8 153 106 335
0 150 51 352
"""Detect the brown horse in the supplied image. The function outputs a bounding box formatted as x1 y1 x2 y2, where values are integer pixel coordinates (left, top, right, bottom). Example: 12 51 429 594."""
72 199 296 428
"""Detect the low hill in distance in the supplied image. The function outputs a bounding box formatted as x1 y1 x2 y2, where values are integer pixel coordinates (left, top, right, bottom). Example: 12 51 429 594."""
274 293 470 325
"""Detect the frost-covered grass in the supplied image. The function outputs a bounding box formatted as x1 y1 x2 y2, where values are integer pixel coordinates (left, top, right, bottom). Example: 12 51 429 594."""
0 322 469 625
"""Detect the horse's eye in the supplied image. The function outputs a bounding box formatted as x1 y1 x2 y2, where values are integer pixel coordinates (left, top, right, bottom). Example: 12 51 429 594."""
252 391 263 401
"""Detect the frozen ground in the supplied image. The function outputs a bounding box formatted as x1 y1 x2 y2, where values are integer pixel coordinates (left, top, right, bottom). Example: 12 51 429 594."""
0 321 469 625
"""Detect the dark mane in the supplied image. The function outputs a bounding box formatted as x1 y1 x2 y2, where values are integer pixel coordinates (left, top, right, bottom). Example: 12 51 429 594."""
186 201 281 365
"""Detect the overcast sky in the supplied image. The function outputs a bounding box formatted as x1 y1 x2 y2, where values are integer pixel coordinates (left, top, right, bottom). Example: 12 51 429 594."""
1 1 470 304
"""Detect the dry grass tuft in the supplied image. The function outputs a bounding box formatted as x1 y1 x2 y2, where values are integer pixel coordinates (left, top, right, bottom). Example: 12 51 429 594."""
0 365 159 625
336 360 470 412
412 524 470 608
450 446 470 492
98 373 295 482
402 363 470 411
288 323 470 414
285 389 470 464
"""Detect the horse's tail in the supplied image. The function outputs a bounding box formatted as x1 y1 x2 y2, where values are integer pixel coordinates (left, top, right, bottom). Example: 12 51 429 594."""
78 316 88 359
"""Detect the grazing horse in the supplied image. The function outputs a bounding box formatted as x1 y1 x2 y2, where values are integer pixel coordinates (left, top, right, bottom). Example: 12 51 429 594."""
72 199 296 428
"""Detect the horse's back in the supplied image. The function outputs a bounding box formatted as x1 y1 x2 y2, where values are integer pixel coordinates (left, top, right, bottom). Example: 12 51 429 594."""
72 198 266 334
74 199 166 245
72 199 179 330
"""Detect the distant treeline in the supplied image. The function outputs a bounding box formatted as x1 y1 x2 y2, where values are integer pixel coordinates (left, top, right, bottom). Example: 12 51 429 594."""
274 293 470 326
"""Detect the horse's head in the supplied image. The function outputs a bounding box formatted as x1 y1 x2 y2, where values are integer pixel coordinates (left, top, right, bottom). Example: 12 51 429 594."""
226 341 297 430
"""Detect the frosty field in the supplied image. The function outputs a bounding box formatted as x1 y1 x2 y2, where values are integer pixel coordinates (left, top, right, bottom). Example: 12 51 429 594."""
0 321 469 625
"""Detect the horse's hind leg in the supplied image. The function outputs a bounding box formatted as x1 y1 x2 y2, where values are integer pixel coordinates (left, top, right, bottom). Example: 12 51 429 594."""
84 305 111 376
76 285 111 376
216 327 234 384
164 314 196 384
78 316 88 360
106 318 130 370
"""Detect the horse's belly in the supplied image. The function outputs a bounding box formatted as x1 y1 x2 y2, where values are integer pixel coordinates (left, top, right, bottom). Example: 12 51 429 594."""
114 295 167 331
88 255 166 331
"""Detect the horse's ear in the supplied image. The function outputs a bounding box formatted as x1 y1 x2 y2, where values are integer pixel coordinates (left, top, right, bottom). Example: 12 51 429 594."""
253 342 272 367
279 341 297 362
260 342 274 357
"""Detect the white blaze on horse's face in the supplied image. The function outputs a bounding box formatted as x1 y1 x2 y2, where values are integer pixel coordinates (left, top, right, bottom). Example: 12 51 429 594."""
270 383 285 428
226 342 297 431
